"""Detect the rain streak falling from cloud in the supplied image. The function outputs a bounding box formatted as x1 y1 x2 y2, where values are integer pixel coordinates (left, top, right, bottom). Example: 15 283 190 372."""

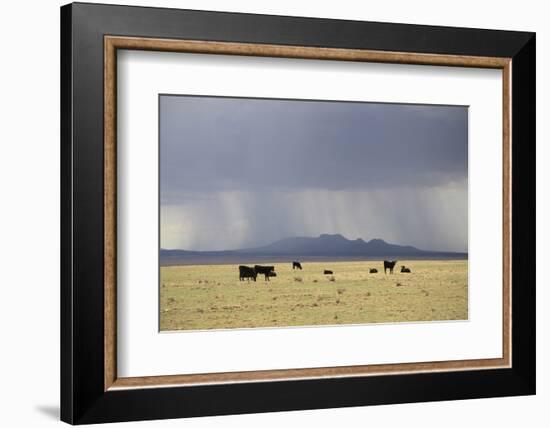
160 95 468 252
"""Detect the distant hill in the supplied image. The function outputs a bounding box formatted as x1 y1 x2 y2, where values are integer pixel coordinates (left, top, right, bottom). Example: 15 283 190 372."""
160 234 467 265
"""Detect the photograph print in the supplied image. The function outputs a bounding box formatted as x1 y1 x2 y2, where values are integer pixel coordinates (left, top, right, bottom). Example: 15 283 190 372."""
159 95 468 331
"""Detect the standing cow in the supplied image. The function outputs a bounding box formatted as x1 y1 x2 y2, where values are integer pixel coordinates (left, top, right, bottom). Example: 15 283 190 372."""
383 260 397 274
292 261 302 270
254 265 276 281
239 265 257 282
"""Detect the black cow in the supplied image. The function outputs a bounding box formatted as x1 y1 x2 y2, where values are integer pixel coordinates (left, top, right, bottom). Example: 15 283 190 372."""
384 260 397 274
324 270 333 275
369 268 378 273
239 265 257 282
292 261 302 270
254 265 276 281
401 266 411 273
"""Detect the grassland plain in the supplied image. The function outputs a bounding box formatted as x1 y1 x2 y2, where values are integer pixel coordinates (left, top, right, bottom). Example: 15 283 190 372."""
160 260 468 331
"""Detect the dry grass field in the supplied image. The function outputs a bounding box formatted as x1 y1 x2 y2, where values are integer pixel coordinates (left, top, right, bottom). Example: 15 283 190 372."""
160 260 467 331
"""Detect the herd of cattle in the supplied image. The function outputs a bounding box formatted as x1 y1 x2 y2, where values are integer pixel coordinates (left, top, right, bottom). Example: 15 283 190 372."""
238 260 413 282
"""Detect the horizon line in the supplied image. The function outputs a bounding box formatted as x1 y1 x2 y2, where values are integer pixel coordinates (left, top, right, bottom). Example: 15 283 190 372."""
160 233 467 254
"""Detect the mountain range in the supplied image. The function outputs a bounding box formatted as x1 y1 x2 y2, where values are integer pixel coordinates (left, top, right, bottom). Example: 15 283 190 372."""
160 234 467 265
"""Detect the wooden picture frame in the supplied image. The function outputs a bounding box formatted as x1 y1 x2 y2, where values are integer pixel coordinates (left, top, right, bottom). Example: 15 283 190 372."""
61 2 535 424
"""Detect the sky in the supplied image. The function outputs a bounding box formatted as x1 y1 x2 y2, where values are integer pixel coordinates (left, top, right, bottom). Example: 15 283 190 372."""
160 95 468 252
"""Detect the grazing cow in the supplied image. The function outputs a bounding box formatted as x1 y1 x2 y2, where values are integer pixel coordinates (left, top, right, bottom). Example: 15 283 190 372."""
383 260 397 274
239 265 257 282
369 268 378 273
254 265 276 281
401 266 411 273
324 270 333 275
292 261 303 270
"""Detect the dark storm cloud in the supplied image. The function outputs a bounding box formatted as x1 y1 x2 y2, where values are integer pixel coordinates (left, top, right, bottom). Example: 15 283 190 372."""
159 95 468 252
160 96 467 204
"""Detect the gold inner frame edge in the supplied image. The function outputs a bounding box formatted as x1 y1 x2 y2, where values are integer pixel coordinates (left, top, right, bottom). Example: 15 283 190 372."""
104 36 512 391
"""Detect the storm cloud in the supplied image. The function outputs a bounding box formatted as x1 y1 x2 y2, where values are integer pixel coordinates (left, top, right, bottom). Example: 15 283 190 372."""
160 95 468 252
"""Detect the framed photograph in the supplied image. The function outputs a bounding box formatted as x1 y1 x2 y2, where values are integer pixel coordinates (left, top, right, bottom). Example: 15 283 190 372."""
61 2 535 424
